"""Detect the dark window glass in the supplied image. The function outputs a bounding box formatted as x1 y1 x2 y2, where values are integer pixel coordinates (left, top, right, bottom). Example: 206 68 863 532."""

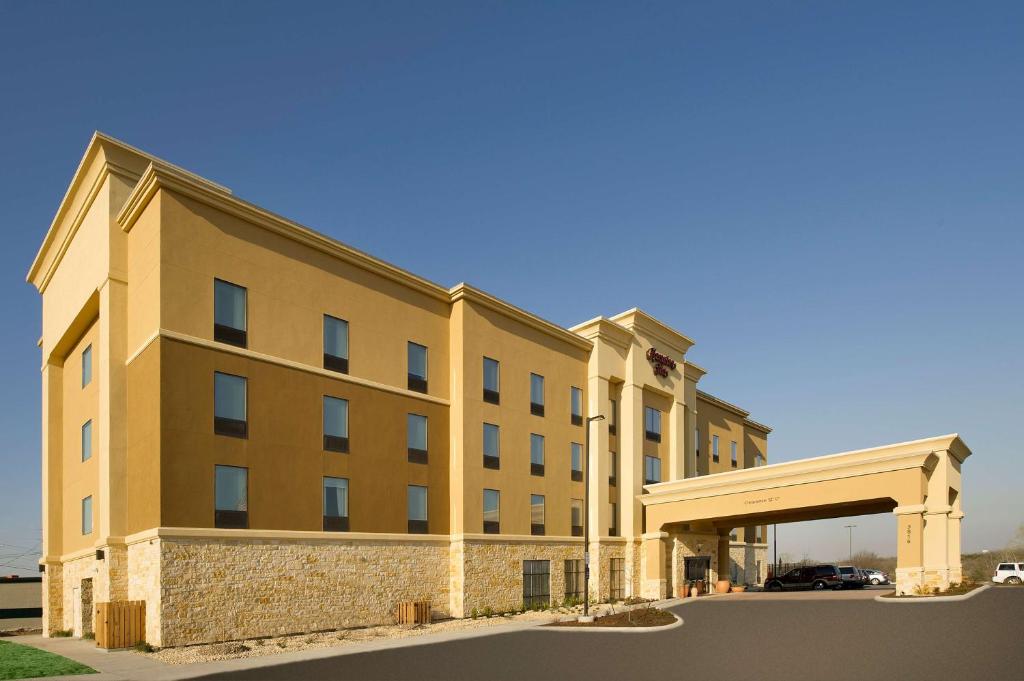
215 465 248 529
214 279 247 347
564 560 584 601
530 373 544 416
323 315 349 373
609 558 625 600
483 357 500 404
570 442 583 482
483 423 500 469
608 451 617 486
570 387 583 426
407 414 428 463
408 342 428 393
214 372 247 438
609 398 617 435
530 434 544 476
609 502 618 537
407 485 428 533
81 420 92 462
713 435 720 462
323 477 349 531
644 406 661 442
644 455 662 485
323 396 349 452
731 441 738 467
483 488 500 534
570 499 583 536
81 496 93 535
82 345 92 388
530 494 545 535
523 560 550 609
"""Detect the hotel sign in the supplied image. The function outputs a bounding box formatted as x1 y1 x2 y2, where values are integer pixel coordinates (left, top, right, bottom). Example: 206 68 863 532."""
646 347 677 378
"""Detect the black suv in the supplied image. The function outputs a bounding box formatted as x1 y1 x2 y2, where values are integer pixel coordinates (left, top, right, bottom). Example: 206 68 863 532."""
764 565 843 591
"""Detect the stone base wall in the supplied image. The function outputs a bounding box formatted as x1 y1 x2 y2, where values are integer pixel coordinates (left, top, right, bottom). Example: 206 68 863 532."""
728 544 769 587
157 535 450 647
457 538 583 615
590 540 626 603
127 540 161 645
42 565 63 636
668 531 721 593
60 554 99 637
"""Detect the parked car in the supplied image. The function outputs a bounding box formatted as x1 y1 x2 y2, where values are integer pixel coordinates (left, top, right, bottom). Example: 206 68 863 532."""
861 568 890 585
764 565 843 591
992 563 1024 584
837 566 865 589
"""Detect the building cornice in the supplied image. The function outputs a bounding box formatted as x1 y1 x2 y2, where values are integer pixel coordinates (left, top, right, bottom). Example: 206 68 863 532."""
696 389 750 418
743 417 773 434
609 308 695 355
683 361 707 383
568 316 634 351
450 283 593 352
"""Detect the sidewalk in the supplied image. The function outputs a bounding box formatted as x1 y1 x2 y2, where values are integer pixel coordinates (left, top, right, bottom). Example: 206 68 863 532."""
10 598 689 680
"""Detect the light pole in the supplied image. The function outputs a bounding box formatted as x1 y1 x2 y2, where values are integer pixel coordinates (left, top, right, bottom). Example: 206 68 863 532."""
844 524 857 564
583 414 605 619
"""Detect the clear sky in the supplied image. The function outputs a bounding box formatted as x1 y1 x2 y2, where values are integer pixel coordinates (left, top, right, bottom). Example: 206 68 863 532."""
1 1 1021 575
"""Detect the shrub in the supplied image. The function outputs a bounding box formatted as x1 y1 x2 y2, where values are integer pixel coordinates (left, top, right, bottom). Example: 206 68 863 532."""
470 607 478 619
482 606 493 618
83 632 95 640
134 641 155 653
51 629 72 638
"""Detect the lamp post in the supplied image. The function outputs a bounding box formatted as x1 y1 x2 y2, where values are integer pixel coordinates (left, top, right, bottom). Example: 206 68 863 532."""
844 524 857 564
583 414 605 619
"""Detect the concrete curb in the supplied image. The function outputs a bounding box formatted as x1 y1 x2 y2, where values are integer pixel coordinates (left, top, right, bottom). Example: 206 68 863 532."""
538 611 683 633
874 583 990 603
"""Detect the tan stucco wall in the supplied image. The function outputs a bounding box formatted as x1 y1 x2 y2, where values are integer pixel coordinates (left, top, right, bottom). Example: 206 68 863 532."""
60 322 98 555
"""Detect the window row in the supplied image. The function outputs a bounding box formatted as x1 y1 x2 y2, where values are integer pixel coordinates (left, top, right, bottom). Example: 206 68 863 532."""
213 465 431 533
214 280 586 417
694 431 739 467
214 278 429 393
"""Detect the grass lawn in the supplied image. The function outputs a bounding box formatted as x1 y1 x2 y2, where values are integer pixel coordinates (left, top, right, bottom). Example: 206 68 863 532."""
0 640 95 680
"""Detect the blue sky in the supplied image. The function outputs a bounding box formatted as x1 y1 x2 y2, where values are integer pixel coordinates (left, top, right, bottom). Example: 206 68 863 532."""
1 1 1021 574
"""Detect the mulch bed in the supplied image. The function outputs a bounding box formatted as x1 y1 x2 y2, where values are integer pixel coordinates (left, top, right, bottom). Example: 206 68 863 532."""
547 608 675 627
881 582 980 598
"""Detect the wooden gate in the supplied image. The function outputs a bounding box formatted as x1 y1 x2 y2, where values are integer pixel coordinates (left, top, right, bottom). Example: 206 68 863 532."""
94 601 146 649
395 600 431 625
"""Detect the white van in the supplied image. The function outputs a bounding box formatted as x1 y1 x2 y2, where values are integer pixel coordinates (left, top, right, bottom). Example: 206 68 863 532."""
992 562 1023 584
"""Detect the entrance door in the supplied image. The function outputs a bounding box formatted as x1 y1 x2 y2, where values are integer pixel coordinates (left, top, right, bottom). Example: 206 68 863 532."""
71 586 81 637
684 556 711 592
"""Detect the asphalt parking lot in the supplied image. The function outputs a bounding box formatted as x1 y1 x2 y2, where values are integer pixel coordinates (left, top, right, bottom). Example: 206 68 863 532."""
193 586 1023 681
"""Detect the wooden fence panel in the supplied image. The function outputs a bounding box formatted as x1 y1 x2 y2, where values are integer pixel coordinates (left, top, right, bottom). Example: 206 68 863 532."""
94 601 146 649
395 600 431 625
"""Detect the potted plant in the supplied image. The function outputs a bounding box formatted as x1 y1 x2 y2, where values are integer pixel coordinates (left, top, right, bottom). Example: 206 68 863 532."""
716 579 732 593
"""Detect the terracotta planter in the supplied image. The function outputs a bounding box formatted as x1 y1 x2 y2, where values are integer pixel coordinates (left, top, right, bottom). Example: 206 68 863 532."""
716 580 732 594
732 585 746 593
690 586 699 598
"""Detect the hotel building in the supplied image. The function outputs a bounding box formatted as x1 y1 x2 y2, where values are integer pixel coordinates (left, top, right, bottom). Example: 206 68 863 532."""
27 133 773 646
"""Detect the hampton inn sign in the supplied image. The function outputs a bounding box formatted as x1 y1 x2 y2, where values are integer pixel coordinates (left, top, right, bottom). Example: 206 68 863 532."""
646 347 677 377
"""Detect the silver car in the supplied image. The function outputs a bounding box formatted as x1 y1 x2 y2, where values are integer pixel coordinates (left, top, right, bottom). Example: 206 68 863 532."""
861 568 889 585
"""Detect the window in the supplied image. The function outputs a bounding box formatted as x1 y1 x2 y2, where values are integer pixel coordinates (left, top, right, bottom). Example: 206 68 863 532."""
731 441 738 467
530 373 545 416
564 560 584 602
570 499 583 536
730 531 738 541
323 396 349 453
407 342 428 393
81 420 92 462
483 488 500 534
323 477 349 532
407 485 428 533
644 407 661 442
608 451 617 486
530 494 545 535
530 433 545 476
609 502 618 537
81 345 92 388
483 423 500 469
483 357 500 404
214 465 248 529
756 526 764 543
756 454 764 467
712 435 720 462
407 414 428 464
214 279 247 347
214 372 247 438
610 558 625 600
609 398 617 435
570 386 583 426
323 314 349 373
523 560 550 609
81 496 93 535
644 455 662 485
695 427 700 458
570 442 583 482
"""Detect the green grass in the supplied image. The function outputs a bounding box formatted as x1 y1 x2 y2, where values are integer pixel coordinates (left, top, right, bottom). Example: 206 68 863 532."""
0 640 95 680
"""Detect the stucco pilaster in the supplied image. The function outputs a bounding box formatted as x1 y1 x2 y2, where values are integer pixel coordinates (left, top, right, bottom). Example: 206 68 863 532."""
640 532 668 599
98 277 128 541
